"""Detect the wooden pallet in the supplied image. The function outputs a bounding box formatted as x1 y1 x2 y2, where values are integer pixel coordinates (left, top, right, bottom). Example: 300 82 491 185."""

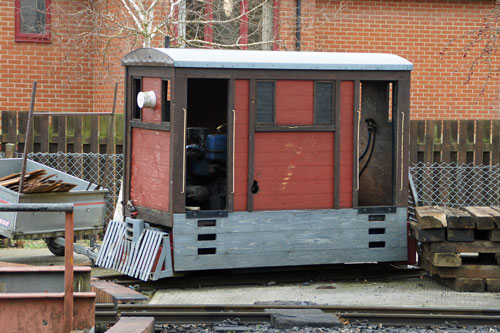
413 206 500 292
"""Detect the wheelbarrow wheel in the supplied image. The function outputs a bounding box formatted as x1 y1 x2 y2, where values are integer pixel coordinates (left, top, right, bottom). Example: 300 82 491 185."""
45 238 65 256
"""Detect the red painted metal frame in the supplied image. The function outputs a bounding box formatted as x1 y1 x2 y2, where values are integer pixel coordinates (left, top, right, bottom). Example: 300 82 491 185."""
14 0 52 43
0 292 95 332
64 211 74 332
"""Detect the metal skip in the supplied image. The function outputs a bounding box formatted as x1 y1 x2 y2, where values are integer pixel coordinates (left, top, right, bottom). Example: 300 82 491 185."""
96 219 173 281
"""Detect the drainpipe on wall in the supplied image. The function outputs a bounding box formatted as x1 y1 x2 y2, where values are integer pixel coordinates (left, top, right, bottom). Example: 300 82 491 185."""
296 0 302 50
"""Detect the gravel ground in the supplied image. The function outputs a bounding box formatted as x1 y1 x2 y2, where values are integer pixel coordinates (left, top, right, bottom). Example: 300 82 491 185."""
158 322 500 333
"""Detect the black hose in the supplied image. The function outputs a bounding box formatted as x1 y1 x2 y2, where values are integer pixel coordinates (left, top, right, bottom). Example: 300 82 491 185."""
359 120 377 176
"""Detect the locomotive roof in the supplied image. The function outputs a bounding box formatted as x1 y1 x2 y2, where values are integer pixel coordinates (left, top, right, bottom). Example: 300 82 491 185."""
122 48 413 71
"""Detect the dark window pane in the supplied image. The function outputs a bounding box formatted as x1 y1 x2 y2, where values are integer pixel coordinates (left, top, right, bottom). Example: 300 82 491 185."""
314 82 333 124
162 80 171 122
132 78 142 120
256 81 274 123
20 0 47 34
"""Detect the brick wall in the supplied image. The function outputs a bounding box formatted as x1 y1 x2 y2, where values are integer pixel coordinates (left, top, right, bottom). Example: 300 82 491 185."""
1 1 498 120
307 0 500 119
0 1 94 113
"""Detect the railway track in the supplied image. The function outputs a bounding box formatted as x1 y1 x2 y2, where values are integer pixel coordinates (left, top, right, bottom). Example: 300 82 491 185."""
95 304 500 327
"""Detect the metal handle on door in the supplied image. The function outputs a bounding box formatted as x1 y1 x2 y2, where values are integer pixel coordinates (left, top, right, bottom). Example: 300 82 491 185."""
182 108 187 194
400 111 405 191
356 110 361 191
232 109 236 194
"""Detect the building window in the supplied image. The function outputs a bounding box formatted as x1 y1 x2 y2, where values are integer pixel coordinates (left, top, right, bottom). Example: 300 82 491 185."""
15 0 51 43
179 0 275 50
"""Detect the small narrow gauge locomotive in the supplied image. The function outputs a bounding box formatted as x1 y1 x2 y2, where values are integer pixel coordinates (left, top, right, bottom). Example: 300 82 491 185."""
115 48 413 278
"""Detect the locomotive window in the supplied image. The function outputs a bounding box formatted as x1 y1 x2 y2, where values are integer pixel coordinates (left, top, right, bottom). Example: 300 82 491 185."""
256 81 274 124
162 79 171 122
132 77 142 120
314 82 334 124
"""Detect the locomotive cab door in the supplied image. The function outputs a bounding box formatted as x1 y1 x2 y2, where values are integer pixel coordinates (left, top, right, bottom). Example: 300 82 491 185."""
355 80 409 208
177 78 233 213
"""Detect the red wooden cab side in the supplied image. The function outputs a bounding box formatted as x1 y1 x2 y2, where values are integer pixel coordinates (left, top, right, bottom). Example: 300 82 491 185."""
253 79 334 211
338 81 354 208
275 80 314 126
254 132 334 210
130 77 170 212
234 80 250 211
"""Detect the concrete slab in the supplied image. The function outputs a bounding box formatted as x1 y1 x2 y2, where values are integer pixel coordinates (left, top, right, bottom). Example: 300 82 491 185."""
0 247 91 266
150 277 500 309
265 309 341 329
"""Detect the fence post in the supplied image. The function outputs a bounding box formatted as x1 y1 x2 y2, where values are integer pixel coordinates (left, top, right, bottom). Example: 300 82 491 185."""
5 143 15 158
0 143 16 248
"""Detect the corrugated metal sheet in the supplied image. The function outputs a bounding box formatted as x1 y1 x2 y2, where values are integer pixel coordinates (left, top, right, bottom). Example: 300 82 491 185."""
122 48 413 71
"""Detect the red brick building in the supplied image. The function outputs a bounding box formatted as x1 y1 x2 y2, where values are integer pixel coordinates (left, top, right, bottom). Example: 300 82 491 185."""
1 0 498 120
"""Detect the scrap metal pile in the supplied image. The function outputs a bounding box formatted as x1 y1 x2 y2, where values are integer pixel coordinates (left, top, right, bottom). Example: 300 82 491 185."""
0 169 77 193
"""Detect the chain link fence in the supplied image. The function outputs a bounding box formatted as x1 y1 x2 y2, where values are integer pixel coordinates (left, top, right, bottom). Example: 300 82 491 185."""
409 162 500 209
3 152 124 223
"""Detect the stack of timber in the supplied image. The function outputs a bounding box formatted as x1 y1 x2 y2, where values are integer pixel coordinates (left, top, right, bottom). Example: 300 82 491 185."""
411 206 500 292
0 169 77 193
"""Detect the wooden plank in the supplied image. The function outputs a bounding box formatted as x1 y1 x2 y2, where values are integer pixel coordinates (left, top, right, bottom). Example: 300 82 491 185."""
409 120 418 165
486 279 500 292
54 116 66 153
449 120 458 163
488 230 500 242
425 252 462 268
17 111 29 144
474 120 484 165
441 207 475 229
247 79 256 212
90 116 99 153
415 206 447 229
458 120 468 164
446 228 475 242
333 80 341 209
426 240 500 253
175 228 407 256
173 208 407 234
492 120 500 165
421 256 500 279
409 222 445 242
437 277 486 292
425 120 434 163
2 111 17 145
73 116 83 153
464 207 496 230
416 120 425 163
441 120 451 163
174 247 408 271
480 207 500 228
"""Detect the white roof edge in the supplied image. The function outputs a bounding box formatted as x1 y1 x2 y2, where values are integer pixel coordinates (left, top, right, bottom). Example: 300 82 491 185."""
137 48 413 71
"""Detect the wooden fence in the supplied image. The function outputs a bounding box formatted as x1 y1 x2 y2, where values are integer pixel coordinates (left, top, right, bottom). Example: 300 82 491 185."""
0 111 124 154
1 112 499 164
410 119 500 165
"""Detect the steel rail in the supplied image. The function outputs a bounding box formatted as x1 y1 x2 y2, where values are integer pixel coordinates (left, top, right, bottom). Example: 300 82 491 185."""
95 304 500 327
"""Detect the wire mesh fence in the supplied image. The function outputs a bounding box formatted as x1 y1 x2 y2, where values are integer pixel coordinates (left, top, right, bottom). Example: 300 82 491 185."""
4 152 124 223
409 162 500 209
